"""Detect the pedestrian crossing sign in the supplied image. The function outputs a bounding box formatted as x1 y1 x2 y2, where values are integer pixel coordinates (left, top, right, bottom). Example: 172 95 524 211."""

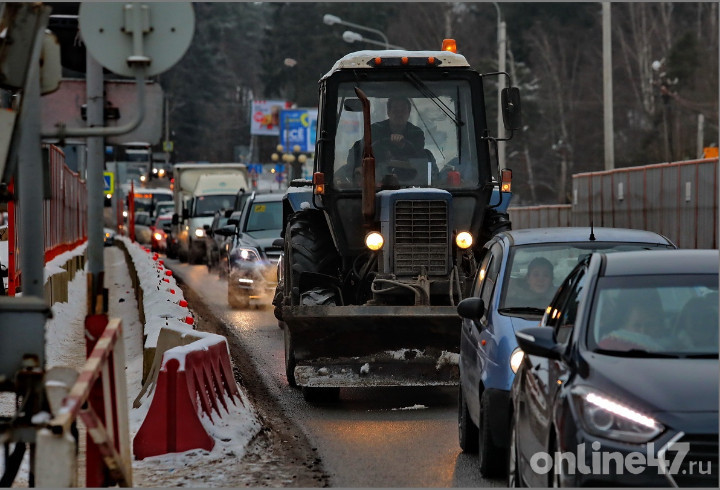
103 172 114 195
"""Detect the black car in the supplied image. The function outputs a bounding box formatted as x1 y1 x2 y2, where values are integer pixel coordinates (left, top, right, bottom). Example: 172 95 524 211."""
220 192 283 308
509 249 718 487
203 208 233 273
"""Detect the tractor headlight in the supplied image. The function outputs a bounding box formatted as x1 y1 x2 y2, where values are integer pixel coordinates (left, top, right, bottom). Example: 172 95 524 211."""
194 228 205 238
365 232 384 251
456 231 473 249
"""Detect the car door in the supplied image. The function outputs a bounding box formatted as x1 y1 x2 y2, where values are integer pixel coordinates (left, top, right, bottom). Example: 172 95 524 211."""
516 268 584 486
460 240 504 418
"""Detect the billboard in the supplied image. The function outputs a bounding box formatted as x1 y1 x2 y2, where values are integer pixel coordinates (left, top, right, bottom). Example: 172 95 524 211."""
251 100 292 136
279 108 318 153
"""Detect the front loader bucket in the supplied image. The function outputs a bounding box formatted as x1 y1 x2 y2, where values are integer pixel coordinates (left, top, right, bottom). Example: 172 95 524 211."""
283 305 461 388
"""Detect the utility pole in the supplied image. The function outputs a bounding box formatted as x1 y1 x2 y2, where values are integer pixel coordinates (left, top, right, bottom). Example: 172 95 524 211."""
493 3 507 170
602 2 615 170
85 51 106 316
697 113 704 159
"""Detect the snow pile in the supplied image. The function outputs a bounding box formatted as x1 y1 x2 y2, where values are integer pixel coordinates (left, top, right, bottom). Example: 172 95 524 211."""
118 237 261 465
43 242 88 284
117 236 194 349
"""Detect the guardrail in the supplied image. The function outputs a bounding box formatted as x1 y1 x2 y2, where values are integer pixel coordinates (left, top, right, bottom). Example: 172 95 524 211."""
7 145 87 295
39 317 132 487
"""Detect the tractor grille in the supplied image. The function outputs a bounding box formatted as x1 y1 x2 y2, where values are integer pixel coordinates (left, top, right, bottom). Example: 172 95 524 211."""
393 200 449 275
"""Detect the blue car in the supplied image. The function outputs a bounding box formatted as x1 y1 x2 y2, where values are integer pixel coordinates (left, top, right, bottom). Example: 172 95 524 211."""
456 227 676 477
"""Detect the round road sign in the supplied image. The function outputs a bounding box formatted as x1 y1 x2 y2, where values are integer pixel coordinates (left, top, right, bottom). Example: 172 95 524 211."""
78 3 194 77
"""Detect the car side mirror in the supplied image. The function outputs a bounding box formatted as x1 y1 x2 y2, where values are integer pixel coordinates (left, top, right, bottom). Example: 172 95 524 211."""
515 327 562 360
501 87 522 131
213 228 233 237
457 297 485 321
172 213 179 225
203 224 210 231
272 238 284 248
224 209 234 218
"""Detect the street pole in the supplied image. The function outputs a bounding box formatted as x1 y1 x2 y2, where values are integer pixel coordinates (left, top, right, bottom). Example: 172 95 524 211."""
493 3 506 171
164 94 171 167
498 19 506 171
86 51 106 315
324 14 390 48
602 2 615 170
697 113 704 159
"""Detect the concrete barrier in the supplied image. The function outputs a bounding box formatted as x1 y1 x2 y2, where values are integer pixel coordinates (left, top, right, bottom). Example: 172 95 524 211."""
132 331 242 460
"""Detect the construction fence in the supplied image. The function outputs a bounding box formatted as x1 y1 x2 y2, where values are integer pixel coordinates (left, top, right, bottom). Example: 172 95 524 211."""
508 158 718 249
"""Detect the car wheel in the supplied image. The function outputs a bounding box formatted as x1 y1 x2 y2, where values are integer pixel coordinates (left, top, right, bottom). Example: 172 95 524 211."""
284 328 297 387
301 386 340 403
478 391 507 477
458 385 479 453
507 412 523 487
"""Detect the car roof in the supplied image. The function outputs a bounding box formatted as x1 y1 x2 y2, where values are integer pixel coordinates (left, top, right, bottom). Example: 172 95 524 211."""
499 227 673 246
600 249 719 276
250 192 284 203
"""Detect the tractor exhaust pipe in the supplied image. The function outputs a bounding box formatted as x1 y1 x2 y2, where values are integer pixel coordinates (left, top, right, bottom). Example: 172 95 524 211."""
355 87 375 226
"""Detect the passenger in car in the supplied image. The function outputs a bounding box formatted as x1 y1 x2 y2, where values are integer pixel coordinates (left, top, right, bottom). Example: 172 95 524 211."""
598 298 666 351
675 295 719 349
507 257 556 308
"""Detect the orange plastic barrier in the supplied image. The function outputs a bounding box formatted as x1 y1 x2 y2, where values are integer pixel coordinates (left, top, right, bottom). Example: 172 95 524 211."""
132 336 243 460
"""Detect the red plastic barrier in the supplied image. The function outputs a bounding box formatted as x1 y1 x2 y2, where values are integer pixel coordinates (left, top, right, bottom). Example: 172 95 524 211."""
7 145 88 295
133 338 242 460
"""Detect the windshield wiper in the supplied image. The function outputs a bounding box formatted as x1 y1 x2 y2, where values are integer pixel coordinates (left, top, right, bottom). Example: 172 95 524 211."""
404 72 463 126
594 348 681 359
498 306 545 315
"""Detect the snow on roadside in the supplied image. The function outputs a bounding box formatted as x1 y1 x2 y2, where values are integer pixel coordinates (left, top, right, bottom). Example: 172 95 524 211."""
117 237 262 484
1 238 261 487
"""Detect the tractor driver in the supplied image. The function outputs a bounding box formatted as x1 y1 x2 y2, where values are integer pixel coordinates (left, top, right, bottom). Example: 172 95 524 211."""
338 97 432 186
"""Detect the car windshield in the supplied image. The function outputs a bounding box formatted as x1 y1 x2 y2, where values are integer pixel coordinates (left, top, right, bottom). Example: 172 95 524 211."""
135 214 152 226
245 201 283 233
500 242 673 311
587 274 718 356
333 79 480 190
194 195 235 216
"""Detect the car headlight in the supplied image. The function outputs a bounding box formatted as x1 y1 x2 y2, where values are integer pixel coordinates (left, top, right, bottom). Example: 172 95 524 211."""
153 232 164 241
571 386 663 443
509 347 524 373
231 247 261 263
194 228 205 238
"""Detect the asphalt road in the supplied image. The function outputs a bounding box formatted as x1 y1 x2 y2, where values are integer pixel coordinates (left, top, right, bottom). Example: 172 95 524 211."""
168 259 505 488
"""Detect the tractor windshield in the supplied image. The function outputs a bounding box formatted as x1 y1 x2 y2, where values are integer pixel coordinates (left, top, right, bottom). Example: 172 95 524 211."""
333 79 481 190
